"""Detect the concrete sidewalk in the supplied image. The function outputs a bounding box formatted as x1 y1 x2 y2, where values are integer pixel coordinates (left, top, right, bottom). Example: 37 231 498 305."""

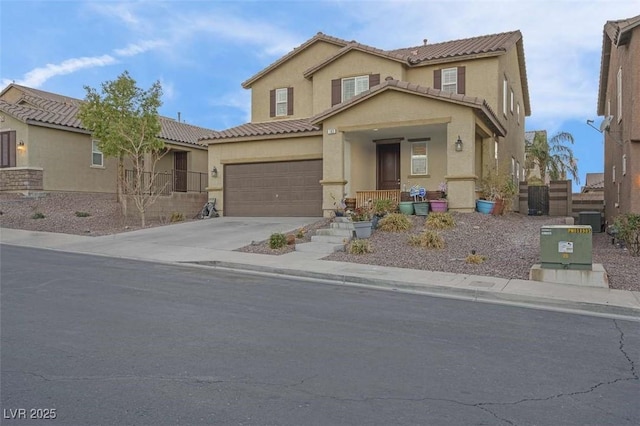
1 222 639 320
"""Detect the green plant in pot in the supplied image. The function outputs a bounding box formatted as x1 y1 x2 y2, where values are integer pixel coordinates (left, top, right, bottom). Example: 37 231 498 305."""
349 204 374 239
480 169 518 215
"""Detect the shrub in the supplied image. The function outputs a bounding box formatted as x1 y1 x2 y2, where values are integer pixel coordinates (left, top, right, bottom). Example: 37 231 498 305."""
408 230 444 249
75 211 91 217
378 213 412 232
425 212 456 230
170 212 185 222
348 239 373 254
466 253 487 264
373 198 397 216
296 228 305 239
31 212 45 219
614 213 640 256
269 232 287 249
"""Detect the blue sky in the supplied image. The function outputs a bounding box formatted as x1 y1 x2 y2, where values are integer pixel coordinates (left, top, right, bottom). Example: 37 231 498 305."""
1 0 638 192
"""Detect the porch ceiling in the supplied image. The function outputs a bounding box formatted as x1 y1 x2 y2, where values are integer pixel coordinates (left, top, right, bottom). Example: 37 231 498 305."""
344 123 447 142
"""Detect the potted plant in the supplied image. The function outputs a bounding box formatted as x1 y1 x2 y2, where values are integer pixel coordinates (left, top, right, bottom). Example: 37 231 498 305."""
330 192 347 217
349 204 374 238
411 185 429 216
430 182 448 212
478 170 517 215
372 198 397 228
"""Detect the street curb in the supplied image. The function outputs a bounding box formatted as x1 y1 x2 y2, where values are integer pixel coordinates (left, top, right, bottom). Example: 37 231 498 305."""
187 260 640 321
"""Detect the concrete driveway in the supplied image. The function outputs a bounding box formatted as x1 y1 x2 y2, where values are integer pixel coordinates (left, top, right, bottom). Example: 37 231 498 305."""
0 217 322 263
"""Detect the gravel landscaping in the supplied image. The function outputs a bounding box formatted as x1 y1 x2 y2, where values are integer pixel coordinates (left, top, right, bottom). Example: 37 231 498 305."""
1 192 638 292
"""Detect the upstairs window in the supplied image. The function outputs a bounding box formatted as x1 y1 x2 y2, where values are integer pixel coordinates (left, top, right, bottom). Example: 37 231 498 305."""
270 87 294 117
441 68 457 93
331 74 379 106
342 75 369 102
92 140 103 167
502 77 508 116
434 67 465 94
411 141 428 175
275 88 287 116
617 67 622 123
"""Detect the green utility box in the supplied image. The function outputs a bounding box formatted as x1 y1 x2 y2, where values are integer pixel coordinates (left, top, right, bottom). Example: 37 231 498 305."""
540 225 592 270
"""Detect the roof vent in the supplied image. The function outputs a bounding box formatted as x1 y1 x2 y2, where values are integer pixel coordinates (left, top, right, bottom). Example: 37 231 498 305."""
423 39 428 46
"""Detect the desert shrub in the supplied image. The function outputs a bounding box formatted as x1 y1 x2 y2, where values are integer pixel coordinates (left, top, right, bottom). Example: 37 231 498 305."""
425 212 456 230
377 213 412 232
296 228 305 239
269 232 287 249
614 213 640 256
170 212 185 222
373 198 397 216
75 211 91 217
408 230 444 249
465 253 487 264
31 212 45 219
348 239 373 254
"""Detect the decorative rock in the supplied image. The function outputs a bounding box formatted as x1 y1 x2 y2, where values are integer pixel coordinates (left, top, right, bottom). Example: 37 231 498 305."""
286 234 296 245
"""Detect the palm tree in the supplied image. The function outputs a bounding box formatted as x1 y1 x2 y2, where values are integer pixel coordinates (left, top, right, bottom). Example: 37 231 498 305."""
525 130 579 185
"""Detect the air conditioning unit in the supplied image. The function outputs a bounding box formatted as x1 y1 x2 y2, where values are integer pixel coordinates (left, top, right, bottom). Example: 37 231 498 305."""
540 225 592 270
579 211 602 233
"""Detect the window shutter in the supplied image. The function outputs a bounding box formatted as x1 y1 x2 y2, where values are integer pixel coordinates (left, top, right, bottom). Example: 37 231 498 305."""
0 131 16 168
331 79 341 106
457 66 465 94
433 69 441 90
369 74 380 87
269 89 275 117
287 87 294 116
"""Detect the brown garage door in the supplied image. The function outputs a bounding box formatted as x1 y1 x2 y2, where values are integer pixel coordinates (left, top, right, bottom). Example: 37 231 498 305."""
224 160 323 217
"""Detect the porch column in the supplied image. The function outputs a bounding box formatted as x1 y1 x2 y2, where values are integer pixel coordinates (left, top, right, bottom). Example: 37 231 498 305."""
445 123 476 213
320 130 347 218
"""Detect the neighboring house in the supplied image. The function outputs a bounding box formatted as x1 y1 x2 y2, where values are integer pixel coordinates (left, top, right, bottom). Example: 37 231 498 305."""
203 31 530 217
597 14 640 224
581 172 605 193
0 84 213 196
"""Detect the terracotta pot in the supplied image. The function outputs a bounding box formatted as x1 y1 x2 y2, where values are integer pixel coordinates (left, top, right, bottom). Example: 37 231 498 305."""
492 198 505 215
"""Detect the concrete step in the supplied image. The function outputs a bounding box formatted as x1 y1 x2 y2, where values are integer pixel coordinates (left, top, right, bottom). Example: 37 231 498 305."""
311 235 352 244
316 228 353 237
331 222 355 230
295 242 346 254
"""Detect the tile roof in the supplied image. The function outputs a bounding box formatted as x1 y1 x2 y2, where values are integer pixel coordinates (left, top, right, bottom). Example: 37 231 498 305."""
0 84 216 147
388 31 522 64
201 118 320 141
310 79 506 137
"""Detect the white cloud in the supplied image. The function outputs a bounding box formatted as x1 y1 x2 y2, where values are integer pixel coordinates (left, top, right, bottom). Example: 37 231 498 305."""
209 89 251 123
159 77 176 101
114 40 167 57
3 55 117 88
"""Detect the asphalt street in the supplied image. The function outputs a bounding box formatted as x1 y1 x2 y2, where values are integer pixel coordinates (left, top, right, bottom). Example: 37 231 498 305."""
1 245 638 425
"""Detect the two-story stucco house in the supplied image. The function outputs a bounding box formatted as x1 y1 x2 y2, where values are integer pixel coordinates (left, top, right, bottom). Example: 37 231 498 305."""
203 31 530 217
0 84 213 196
597 14 640 224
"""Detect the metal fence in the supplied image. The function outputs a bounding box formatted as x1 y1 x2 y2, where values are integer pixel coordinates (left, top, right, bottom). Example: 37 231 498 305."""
124 170 207 195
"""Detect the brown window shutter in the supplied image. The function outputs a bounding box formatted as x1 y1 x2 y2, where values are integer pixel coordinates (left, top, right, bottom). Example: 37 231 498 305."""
0 131 16 168
369 74 380 87
331 79 341 106
457 66 466 94
269 89 275 117
287 87 294 115
434 69 441 90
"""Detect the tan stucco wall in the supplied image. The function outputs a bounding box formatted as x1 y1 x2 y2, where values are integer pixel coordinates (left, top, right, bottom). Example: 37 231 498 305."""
156 145 208 174
0 115 29 167
311 51 406 115
321 90 478 212
603 27 640 222
249 41 344 122
207 134 323 214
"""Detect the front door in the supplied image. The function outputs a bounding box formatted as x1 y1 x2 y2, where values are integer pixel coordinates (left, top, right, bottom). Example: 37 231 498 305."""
377 143 400 190
174 152 187 192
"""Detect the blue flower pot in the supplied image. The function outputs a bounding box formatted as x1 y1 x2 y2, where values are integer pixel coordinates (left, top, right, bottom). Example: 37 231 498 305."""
476 199 495 214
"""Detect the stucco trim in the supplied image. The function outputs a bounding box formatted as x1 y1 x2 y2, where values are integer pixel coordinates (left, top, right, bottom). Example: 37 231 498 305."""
444 174 479 181
27 120 92 135
319 180 348 185
220 154 322 164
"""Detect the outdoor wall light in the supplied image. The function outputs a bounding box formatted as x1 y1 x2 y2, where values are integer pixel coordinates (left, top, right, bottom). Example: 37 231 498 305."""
455 136 463 152
211 166 218 177
17 140 25 150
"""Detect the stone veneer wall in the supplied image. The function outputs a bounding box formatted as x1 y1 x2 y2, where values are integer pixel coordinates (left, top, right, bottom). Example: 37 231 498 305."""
124 192 208 221
0 167 44 192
